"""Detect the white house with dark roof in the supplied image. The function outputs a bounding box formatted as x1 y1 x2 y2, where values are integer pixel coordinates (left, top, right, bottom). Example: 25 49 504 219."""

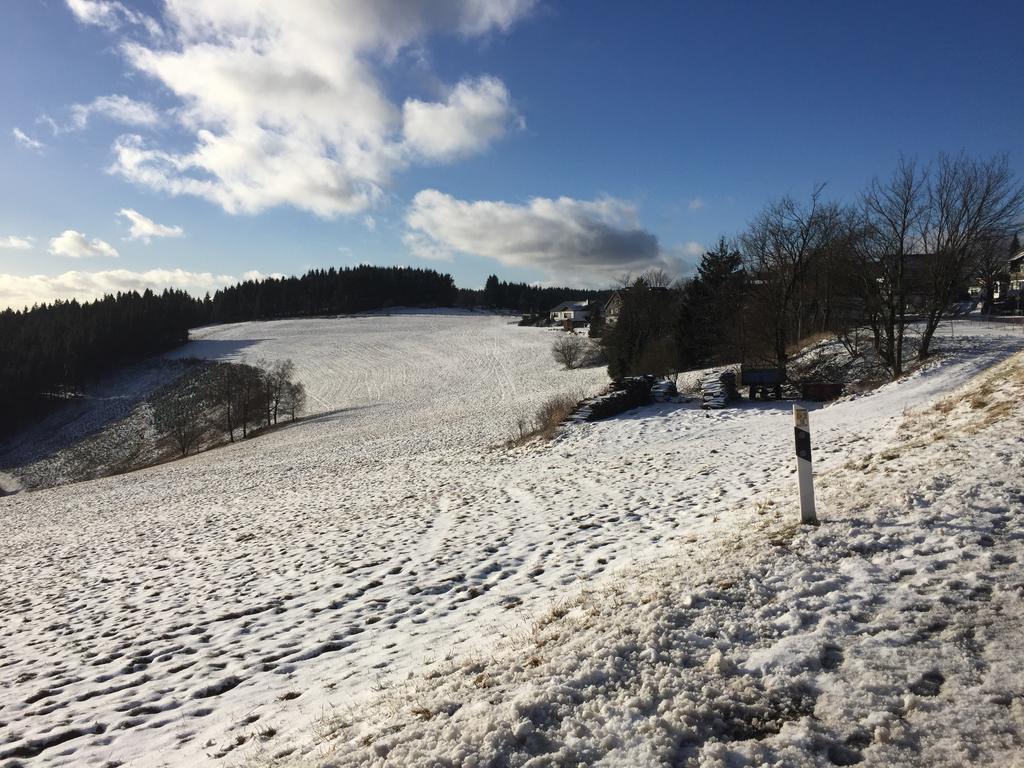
549 300 591 325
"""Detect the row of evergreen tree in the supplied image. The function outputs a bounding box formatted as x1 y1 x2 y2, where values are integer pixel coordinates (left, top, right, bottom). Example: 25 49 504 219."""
460 275 609 315
2 264 609 439
209 265 458 322
1 289 205 436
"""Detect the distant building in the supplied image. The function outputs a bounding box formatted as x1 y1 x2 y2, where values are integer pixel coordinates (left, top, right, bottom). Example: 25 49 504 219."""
1009 250 1024 296
602 292 624 327
549 300 591 326
969 249 1023 302
600 287 670 328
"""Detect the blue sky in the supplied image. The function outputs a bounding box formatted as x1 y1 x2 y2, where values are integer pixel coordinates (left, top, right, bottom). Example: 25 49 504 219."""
2 1 1022 308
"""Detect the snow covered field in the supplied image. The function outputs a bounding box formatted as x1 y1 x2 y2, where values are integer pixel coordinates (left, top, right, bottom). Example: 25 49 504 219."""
330 349 1024 768
0 315 1021 767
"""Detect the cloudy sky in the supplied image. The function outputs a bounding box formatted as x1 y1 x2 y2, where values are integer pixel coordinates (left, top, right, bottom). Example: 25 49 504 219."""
2 1 1022 309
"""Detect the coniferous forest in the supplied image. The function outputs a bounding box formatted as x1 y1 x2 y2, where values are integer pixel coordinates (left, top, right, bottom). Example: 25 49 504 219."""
209 264 458 322
462 275 609 315
1 289 204 438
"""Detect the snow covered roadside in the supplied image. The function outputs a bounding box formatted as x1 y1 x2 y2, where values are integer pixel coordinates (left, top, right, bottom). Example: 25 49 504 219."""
286 352 1024 768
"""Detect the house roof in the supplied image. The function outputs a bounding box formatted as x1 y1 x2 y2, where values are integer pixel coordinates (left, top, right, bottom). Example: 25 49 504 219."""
601 286 668 310
549 300 590 313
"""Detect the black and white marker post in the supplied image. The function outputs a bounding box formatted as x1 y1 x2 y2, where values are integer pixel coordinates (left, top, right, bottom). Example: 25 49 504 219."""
793 405 817 524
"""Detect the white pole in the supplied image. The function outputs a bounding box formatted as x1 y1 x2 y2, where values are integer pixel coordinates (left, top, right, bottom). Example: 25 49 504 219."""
793 405 817 524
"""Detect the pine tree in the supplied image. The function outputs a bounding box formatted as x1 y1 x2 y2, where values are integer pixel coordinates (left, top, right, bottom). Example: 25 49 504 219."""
483 275 501 308
676 238 745 368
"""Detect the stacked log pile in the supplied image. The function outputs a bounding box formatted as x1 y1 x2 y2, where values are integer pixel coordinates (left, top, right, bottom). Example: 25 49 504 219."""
651 379 678 402
700 369 738 409
567 376 654 423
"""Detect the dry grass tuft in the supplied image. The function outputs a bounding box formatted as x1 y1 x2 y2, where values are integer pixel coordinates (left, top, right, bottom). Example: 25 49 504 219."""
786 331 834 357
506 391 583 447
905 351 1024 442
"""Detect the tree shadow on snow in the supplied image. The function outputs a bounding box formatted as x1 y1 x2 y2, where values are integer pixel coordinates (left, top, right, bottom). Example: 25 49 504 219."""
1 338 271 476
284 404 383 428
166 337 271 362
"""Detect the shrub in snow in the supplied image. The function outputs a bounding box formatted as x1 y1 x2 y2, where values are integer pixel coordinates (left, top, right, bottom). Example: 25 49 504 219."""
552 334 587 369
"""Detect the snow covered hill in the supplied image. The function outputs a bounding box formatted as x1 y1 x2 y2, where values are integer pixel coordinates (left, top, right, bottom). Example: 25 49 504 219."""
306 344 1024 768
0 360 187 491
0 316 1021 768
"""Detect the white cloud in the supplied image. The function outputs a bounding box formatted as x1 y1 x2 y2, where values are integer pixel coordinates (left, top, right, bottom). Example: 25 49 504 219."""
0 235 33 250
0 268 237 310
78 0 535 218
405 189 668 286
403 76 518 162
363 215 377 232
242 270 285 281
688 197 705 211
117 208 184 242
68 95 160 131
65 0 160 34
669 241 705 275
402 231 456 262
66 0 122 27
48 230 119 259
12 128 45 151
36 115 61 135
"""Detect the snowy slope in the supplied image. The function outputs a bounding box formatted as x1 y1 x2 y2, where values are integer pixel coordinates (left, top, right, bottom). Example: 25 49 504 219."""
0 317 1020 768
0 313 607 767
165 312 608 459
313 350 1024 768
0 360 187 491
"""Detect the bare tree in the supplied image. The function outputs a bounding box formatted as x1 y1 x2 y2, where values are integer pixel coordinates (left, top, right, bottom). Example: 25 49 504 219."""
638 267 674 289
236 364 266 438
152 370 209 456
206 359 305 440
740 185 842 367
211 362 242 442
260 358 296 426
552 334 587 369
613 272 634 290
850 157 928 377
916 153 1024 358
280 380 306 422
